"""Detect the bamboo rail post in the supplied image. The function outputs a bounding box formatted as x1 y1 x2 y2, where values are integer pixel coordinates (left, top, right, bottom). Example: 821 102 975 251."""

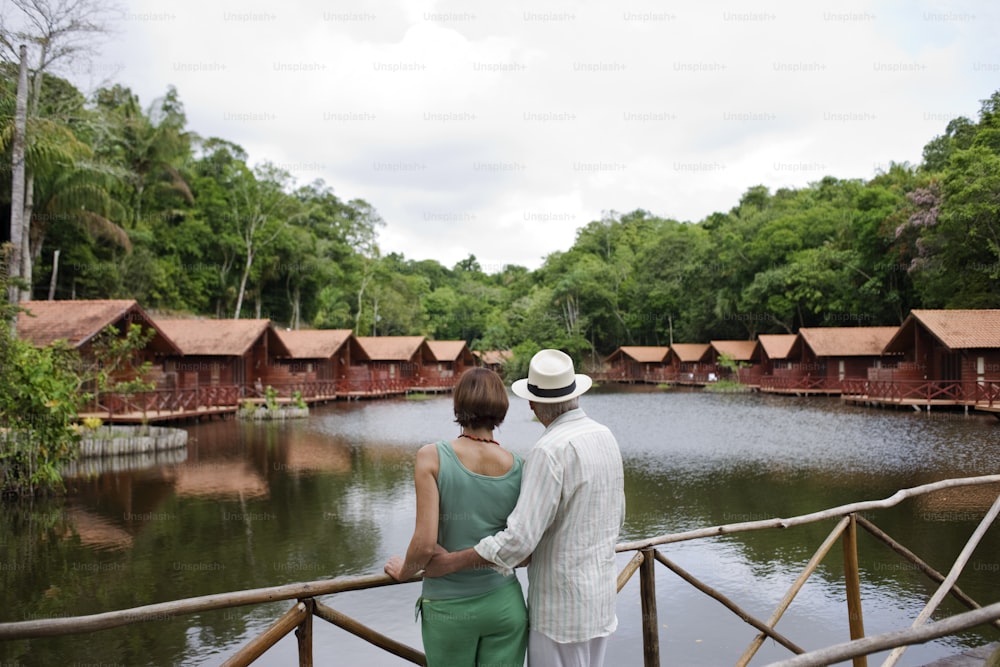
222 601 307 667
296 597 314 667
617 551 644 593
766 601 1000 667
313 600 426 665
855 514 1000 631
639 547 659 667
881 490 1000 667
843 513 867 667
736 515 851 667
616 475 1000 554
652 550 804 655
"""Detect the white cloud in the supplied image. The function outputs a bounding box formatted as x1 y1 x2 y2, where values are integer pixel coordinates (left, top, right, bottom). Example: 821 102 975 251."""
71 0 998 271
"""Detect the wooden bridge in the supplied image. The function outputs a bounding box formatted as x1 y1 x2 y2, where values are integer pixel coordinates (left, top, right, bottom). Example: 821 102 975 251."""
2 475 998 666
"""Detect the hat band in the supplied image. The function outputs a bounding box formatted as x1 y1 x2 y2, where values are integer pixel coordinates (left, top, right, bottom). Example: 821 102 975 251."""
527 380 576 398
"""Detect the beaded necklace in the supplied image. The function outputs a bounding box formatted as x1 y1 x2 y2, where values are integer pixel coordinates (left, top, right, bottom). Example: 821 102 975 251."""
458 433 500 446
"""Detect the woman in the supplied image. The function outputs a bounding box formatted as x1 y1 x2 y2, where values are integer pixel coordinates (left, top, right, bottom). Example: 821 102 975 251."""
384 367 527 667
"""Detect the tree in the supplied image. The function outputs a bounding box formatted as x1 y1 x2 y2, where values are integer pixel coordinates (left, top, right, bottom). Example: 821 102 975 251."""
220 162 305 319
344 199 385 334
91 84 193 228
6 45 26 308
0 65 132 302
0 0 121 301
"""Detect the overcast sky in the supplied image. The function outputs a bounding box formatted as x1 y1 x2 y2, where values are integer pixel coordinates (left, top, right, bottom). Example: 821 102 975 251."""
64 0 1000 272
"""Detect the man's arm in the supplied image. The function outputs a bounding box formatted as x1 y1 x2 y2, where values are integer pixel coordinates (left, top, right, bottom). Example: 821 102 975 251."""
422 545 487 577
424 447 560 577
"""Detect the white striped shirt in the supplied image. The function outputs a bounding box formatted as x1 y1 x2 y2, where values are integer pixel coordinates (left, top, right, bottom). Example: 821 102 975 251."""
475 408 626 643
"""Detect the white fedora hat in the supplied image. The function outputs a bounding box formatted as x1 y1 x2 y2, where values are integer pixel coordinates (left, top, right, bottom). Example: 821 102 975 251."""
511 349 593 403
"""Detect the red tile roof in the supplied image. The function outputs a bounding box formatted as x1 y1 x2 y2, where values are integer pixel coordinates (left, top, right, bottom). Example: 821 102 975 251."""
757 334 798 360
909 309 1000 349
275 329 353 359
426 340 471 362
155 318 279 356
355 336 427 361
709 340 759 362
798 327 900 357
16 299 179 353
605 346 669 363
668 343 710 363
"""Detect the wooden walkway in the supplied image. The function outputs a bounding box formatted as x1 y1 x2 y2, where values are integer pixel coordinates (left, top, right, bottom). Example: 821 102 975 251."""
841 395 966 410
78 404 239 424
80 379 451 423
765 387 842 396
78 394 343 424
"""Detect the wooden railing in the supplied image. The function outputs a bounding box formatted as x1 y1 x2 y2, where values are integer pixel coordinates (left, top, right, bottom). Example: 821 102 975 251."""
592 369 674 384
2 475 998 666
841 379 1000 407
758 374 841 392
84 377 435 420
974 382 1000 408
89 385 242 418
616 474 1000 666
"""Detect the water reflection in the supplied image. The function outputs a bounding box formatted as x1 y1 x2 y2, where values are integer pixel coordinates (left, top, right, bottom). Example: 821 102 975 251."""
1 387 998 666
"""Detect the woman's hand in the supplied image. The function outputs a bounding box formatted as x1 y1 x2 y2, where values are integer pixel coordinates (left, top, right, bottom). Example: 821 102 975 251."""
384 555 414 581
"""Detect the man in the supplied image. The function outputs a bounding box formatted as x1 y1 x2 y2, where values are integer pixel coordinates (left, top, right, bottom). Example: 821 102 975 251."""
425 348 626 667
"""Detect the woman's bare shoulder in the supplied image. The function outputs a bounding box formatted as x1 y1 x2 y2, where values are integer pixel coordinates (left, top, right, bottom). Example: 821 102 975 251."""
414 442 441 470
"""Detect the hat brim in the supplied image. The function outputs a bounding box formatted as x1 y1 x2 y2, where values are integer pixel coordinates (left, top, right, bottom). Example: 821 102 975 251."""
511 374 593 403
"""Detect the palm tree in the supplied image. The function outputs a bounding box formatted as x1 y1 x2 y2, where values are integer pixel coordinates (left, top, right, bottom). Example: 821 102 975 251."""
91 84 194 229
0 72 130 297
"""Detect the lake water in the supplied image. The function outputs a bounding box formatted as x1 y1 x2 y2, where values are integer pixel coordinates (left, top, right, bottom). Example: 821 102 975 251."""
2 385 999 666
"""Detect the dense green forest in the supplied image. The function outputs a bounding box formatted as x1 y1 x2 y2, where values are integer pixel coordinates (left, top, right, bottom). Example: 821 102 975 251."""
3 63 999 366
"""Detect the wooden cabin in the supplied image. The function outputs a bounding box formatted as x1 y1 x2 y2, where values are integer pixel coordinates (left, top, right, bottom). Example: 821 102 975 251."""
664 343 712 385
602 346 670 383
874 310 1000 406
351 336 435 396
16 299 180 389
425 340 476 390
798 326 900 390
154 318 290 394
474 349 512 374
756 333 802 393
757 334 798 375
708 340 762 385
272 328 359 387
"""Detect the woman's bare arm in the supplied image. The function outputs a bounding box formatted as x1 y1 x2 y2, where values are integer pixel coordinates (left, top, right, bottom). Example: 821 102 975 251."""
384 444 440 581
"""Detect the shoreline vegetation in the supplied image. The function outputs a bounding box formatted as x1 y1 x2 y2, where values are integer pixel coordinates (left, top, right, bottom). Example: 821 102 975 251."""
237 388 309 420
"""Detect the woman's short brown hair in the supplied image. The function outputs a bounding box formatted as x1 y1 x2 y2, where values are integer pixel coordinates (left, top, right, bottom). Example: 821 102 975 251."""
453 368 509 430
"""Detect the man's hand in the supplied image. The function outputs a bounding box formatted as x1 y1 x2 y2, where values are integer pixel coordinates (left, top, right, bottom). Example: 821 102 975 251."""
421 544 452 578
